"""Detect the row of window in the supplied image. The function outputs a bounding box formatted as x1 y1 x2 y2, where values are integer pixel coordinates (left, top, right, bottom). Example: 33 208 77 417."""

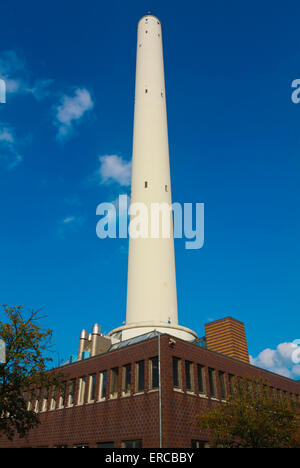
25 356 299 413
144 181 168 191
172 357 300 402
144 18 160 25
26 357 159 412
21 439 208 449
173 358 228 400
143 89 164 97
73 440 142 448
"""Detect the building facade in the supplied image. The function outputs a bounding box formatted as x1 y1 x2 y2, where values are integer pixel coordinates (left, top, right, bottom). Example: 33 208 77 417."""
1 332 299 448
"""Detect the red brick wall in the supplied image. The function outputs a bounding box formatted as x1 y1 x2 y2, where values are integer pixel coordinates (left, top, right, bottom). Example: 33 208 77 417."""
0 334 299 448
160 336 300 447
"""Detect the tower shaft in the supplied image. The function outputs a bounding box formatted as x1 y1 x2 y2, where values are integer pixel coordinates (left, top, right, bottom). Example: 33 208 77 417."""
126 14 177 327
109 15 197 342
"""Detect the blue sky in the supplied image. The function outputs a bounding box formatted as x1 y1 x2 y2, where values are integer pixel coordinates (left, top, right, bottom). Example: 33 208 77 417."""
0 0 299 378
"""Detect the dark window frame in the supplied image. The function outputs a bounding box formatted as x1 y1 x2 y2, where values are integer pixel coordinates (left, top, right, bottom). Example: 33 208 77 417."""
150 356 159 389
197 364 206 394
136 360 145 393
208 368 217 398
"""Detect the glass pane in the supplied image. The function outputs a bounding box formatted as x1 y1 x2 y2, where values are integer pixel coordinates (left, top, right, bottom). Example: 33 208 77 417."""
124 364 131 393
173 358 180 387
151 357 159 389
185 361 192 390
101 371 107 398
208 369 216 397
97 442 114 448
197 365 205 393
137 361 145 392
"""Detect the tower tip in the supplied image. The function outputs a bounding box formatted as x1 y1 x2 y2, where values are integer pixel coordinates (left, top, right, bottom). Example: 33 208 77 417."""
138 13 161 26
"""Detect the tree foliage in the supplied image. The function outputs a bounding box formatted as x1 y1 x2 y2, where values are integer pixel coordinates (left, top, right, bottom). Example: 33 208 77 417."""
196 375 300 448
0 305 63 440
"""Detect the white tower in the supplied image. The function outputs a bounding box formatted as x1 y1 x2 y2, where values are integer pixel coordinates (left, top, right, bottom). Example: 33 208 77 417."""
109 14 197 343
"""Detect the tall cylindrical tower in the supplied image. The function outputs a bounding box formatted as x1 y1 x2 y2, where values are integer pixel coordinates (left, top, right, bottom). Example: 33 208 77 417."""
109 14 197 343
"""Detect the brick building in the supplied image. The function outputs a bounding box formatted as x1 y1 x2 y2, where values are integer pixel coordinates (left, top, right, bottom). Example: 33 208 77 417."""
1 329 299 448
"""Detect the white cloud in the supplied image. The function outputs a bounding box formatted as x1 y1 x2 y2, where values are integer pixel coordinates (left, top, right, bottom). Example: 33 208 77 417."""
54 88 94 141
250 341 300 380
57 215 85 237
0 124 23 169
28 79 54 101
0 50 94 144
0 50 26 94
0 128 14 144
91 154 132 187
63 216 77 224
293 365 300 377
0 50 53 99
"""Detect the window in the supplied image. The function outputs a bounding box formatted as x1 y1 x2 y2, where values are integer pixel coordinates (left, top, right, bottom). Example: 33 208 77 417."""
68 379 76 406
165 184 168 192
122 440 142 448
136 361 145 392
97 442 114 448
122 364 131 395
88 374 96 402
78 377 86 405
144 181 148 188
185 361 194 392
110 368 119 398
74 444 89 449
99 371 107 400
59 382 66 408
150 357 159 389
55 445 68 448
27 394 32 411
219 372 227 400
197 365 206 394
208 368 217 398
41 389 48 412
173 357 182 388
145 89 148 93
228 374 235 395
50 388 57 410
191 440 209 448
34 388 41 413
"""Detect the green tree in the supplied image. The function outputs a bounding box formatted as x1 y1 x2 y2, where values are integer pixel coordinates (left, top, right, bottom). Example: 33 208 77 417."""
196 375 300 448
0 305 63 440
